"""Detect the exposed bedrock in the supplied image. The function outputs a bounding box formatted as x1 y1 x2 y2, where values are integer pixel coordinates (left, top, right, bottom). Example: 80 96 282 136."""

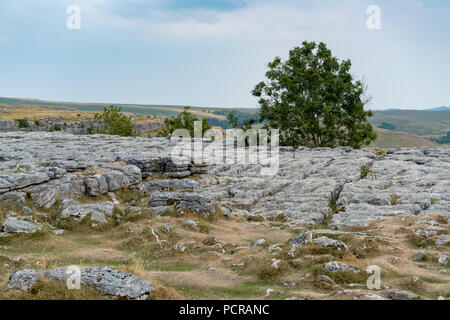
0 132 449 229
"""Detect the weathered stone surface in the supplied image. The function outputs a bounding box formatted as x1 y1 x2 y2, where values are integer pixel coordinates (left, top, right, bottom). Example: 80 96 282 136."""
413 250 427 261
250 239 266 247
436 235 450 246
185 219 197 227
316 275 336 285
387 290 419 300
0 192 26 207
438 253 448 265
289 232 313 246
141 179 200 193
2 217 42 234
32 188 57 209
1 132 449 228
324 261 359 273
0 118 164 136
8 267 153 300
148 191 215 216
61 201 115 223
313 236 348 250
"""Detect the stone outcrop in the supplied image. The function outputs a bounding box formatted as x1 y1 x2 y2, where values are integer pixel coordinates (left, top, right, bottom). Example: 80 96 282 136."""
148 191 215 216
61 201 115 223
8 267 153 300
0 118 164 135
0 132 449 230
1 217 42 234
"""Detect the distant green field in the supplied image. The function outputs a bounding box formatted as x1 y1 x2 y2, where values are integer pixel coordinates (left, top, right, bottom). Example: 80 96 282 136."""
0 97 258 118
369 110 450 138
2 96 449 146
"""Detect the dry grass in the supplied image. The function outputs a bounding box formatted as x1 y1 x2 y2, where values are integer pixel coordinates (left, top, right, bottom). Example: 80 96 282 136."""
1 276 107 300
1 194 449 300
0 105 95 122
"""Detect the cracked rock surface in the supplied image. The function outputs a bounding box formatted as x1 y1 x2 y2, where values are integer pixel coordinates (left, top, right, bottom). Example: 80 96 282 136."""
0 132 449 229
8 267 153 300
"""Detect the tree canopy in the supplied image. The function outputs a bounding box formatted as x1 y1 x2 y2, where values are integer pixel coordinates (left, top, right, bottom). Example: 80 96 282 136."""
252 41 377 149
94 105 136 137
161 107 211 137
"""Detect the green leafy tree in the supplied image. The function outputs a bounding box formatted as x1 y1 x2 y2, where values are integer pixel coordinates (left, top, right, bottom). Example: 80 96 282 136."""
161 107 212 137
94 105 136 137
252 41 377 149
227 110 257 131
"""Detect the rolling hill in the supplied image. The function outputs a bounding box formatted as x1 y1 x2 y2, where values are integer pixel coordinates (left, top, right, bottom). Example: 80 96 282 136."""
426 106 450 111
369 109 450 139
1 96 449 148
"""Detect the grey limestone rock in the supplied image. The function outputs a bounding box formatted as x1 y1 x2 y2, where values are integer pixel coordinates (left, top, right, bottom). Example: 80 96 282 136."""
8 267 153 300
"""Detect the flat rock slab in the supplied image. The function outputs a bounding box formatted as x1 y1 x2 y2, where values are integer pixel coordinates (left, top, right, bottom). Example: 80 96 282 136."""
8 267 154 300
148 191 215 216
2 217 42 234
61 201 115 223
1 132 449 228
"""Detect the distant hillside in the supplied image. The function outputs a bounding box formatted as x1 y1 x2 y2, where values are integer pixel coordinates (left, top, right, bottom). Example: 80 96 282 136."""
369 109 450 139
426 106 450 111
0 97 258 119
369 127 439 149
2 96 449 148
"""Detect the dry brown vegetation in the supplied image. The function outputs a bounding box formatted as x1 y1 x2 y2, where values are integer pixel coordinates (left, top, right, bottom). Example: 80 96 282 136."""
0 188 449 300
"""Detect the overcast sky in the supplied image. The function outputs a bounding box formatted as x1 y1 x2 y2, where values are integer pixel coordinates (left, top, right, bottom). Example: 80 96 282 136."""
0 0 449 110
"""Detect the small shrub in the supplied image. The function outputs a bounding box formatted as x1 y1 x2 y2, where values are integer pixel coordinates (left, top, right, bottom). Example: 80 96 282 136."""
360 164 376 179
94 105 137 137
257 261 289 281
15 119 29 128
390 194 401 206
160 107 211 137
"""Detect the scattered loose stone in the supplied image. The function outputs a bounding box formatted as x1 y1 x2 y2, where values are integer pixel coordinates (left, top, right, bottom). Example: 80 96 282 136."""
271 259 281 269
185 220 197 228
324 261 359 273
387 290 419 300
438 253 448 265
289 231 312 246
413 250 427 261
265 289 274 297
316 275 337 285
250 239 266 247
436 235 450 246
313 236 348 250
388 256 400 263
173 241 186 252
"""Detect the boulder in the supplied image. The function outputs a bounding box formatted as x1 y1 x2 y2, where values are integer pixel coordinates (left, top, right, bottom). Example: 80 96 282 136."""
61 201 115 223
289 231 313 246
8 267 153 300
0 192 26 207
2 217 42 234
148 192 215 216
324 261 359 273
313 236 349 250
